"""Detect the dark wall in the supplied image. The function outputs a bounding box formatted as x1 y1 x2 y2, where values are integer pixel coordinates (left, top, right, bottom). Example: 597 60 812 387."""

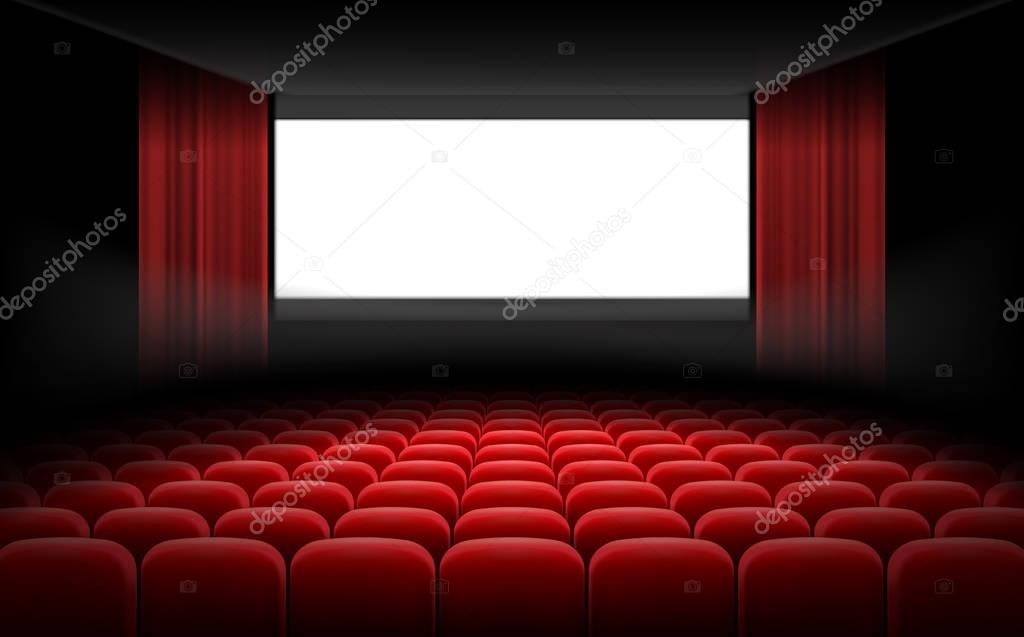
3 5 139 411
885 1 1021 424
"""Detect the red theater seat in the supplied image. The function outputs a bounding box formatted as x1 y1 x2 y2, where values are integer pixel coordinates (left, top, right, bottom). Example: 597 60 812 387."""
375 409 427 427
670 481 772 527
115 460 200 500
290 538 435 637
815 507 930 562
43 481 144 527
544 418 604 439
381 459 467 496
475 443 548 465
148 480 250 528
241 418 297 439
1 538 137 637
203 460 290 499
333 508 450 563
204 429 271 455
574 507 691 562
273 430 339 454
828 460 910 498
399 444 474 476
357 480 460 526
245 444 320 476
478 429 543 448
666 418 724 440
487 399 536 413
485 410 539 423
413 429 478 453
0 481 40 507
589 538 733 637
26 460 112 497
647 460 733 498
775 480 876 529
685 430 751 455
892 429 955 453
299 418 358 441
169 444 243 475
705 444 779 475
349 429 407 457
261 408 313 426
616 429 683 456
315 409 369 426
823 428 890 447
628 444 702 476
658 411 710 427
440 538 585 637
604 418 663 441
598 410 650 428
739 538 883 637
437 399 486 413
292 459 377 499
461 480 563 513
253 481 354 527
420 418 480 439
912 460 1000 498
469 459 556 486
859 443 933 474
431 409 484 425
888 538 1024 637
455 507 570 542
728 418 785 439
565 481 667 526
481 418 542 435
640 399 691 416
789 418 846 440
94 507 209 562
177 418 234 439
383 400 434 416
547 429 613 454
753 429 820 456
695 507 810 563
0 507 90 546
880 481 982 527
590 400 639 416
142 537 285 637
541 410 596 426
67 429 132 453
985 481 1024 508
552 444 626 475
558 460 643 497
714 409 764 426
215 507 329 563
324 443 394 477
782 443 848 466
135 430 201 456
734 460 818 499
935 507 1024 546
768 408 819 424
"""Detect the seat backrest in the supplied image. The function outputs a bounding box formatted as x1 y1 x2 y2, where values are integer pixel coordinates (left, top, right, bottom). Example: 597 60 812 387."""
984 481 1024 508
670 481 772 527
169 444 243 475
333 507 450 564
564 480 667 527
356 480 460 526
461 480 563 514
557 460 643 498
42 481 145 527
398 444 474 477
858 443 933 474
546 429 613 453
912 460 1000 498
0 507 89 546
203 460 290 499
469 460 556 487
203 430 271 456
753 430 820 456
827 460 910 498
705 444 780 476
814 507 930 562
252 480 353 527
646 460 732 498
26 460 112 497
94 507 209 563
685 430 751 456
0 481 40 507
615 430 683 457
92 444 165 474
879 480 982 528
573 507 691 562
245 444 320 477
291 460 378 499
214 507 329 563
694 506 810 564
273 430 339 455
412 429 479 453
935 507 1024 547
552 444 626 476
114 460 200 500
734 460 817 499
454 507 570 543
774 480 876 530
147 480 250 529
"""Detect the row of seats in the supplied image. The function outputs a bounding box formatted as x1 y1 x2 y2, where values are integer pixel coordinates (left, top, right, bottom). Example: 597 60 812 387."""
2 535 1020 637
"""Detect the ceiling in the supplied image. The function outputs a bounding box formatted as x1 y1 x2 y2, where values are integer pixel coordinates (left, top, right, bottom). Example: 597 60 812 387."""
18 0 1005 95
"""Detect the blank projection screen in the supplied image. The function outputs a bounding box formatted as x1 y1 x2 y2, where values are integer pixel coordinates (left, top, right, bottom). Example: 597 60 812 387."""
274 119 749 320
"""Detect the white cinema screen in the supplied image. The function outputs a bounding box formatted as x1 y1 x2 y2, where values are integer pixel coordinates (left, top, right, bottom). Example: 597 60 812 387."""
274 119 749 315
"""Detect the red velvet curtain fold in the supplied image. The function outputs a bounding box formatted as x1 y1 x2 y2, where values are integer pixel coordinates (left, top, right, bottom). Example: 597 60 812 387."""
138 53 268 381
756 53 886 385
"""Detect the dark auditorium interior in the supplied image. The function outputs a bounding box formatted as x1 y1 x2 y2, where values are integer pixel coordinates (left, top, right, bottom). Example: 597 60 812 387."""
2 1 1022 636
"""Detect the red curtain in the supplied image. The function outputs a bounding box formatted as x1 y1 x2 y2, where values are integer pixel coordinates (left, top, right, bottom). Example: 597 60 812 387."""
138 52 268 381
756 53 886 385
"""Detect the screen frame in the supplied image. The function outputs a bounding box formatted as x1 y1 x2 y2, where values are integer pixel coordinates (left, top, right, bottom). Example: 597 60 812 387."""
268 96 756 322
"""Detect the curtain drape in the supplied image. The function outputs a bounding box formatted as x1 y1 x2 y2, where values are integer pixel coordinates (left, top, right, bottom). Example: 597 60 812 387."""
138 52 268 381
756 53 886 384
